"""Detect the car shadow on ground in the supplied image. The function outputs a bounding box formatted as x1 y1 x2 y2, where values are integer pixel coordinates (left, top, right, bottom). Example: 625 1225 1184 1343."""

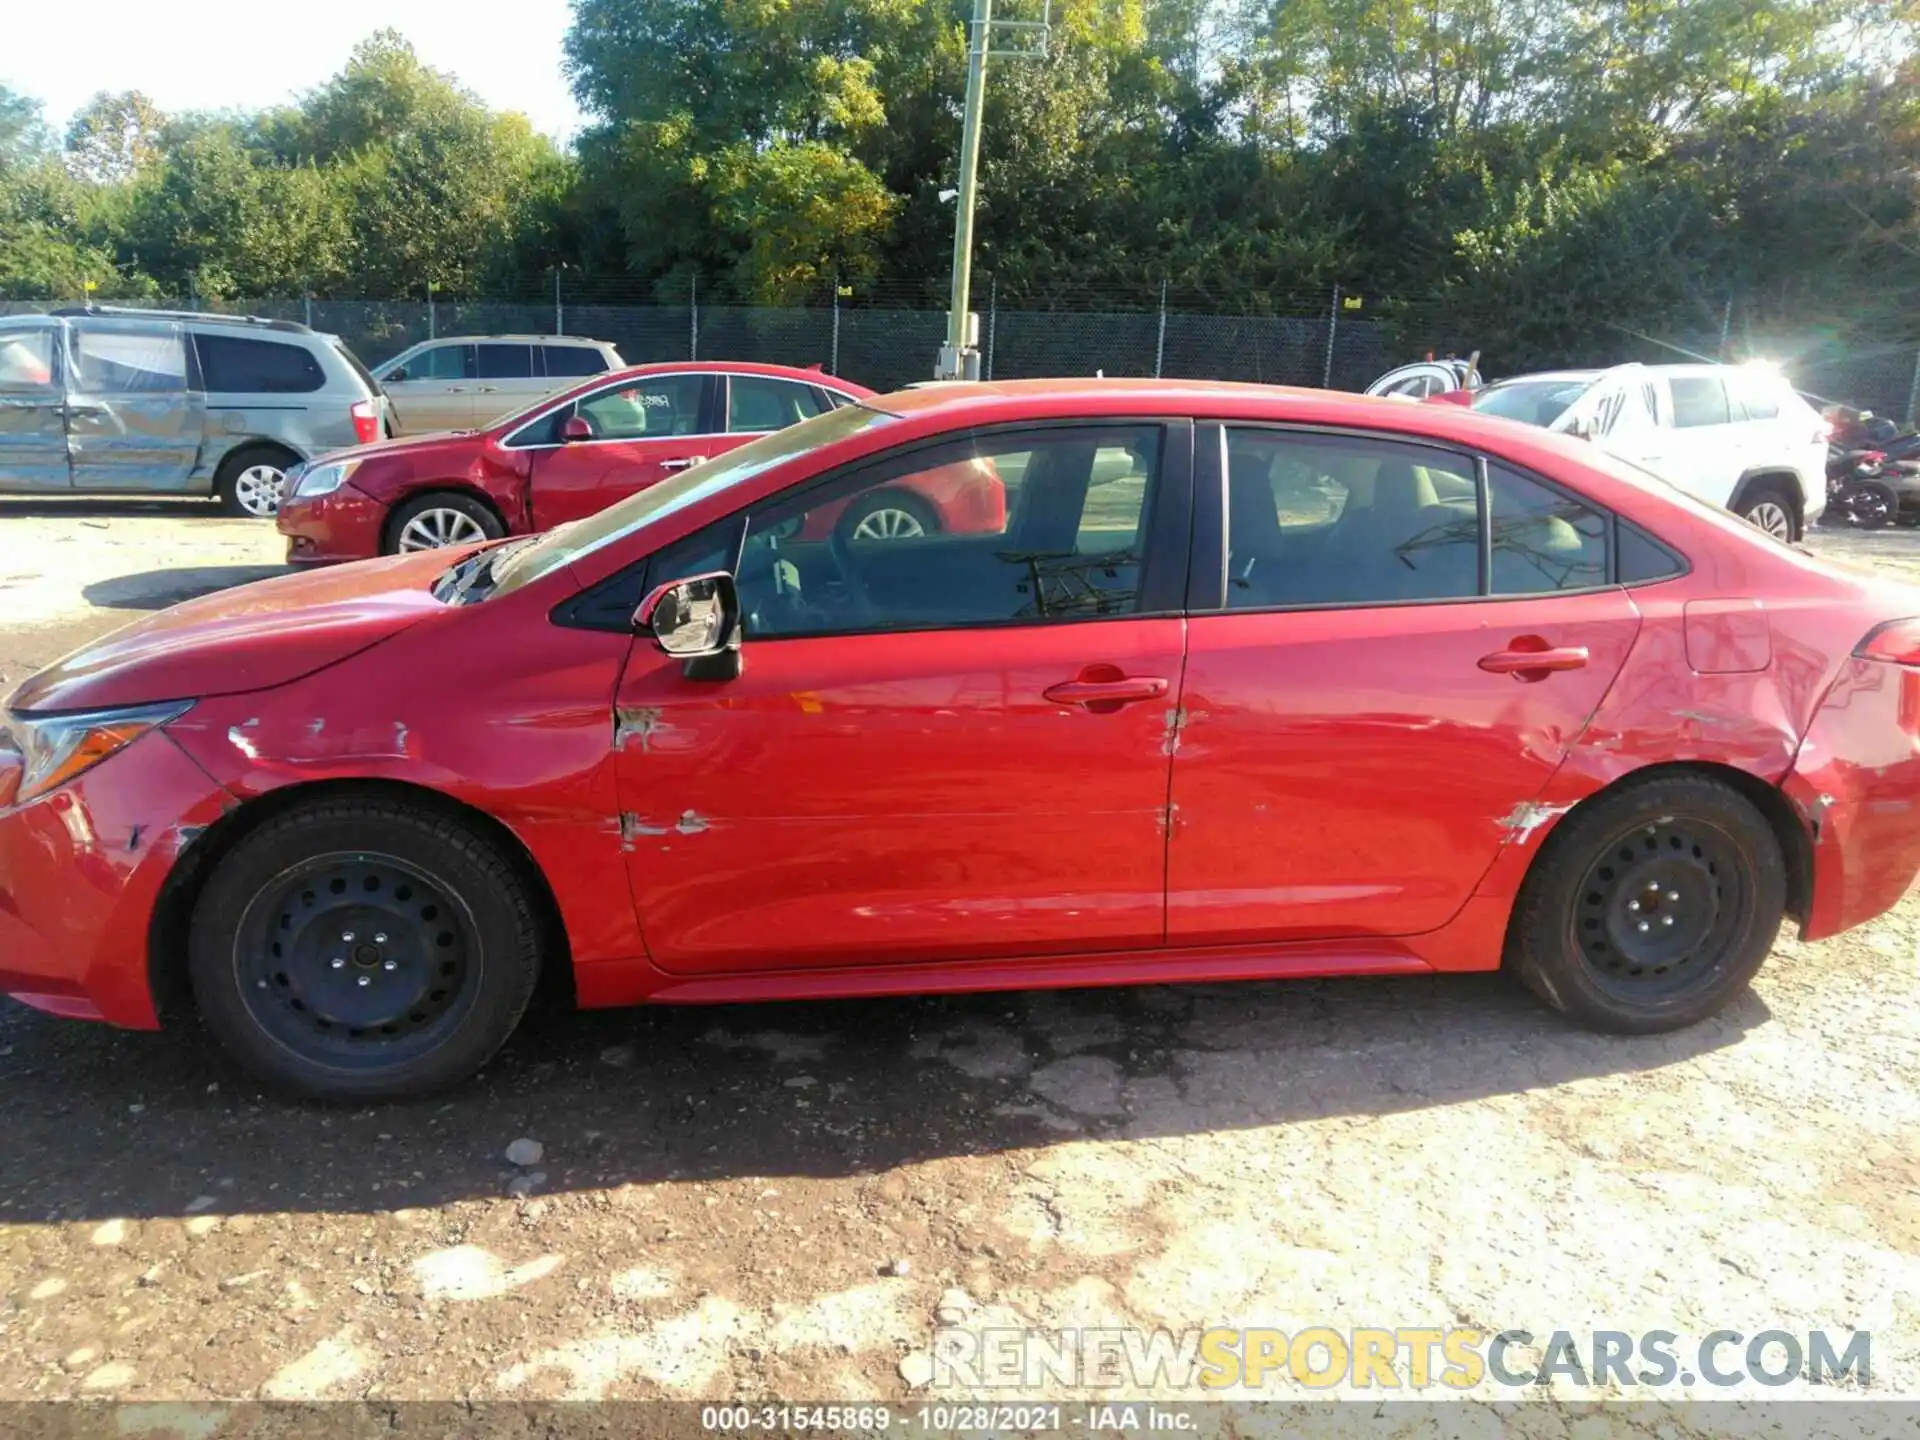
0 974 1768 1222
81 565 290 610
0 499 238 520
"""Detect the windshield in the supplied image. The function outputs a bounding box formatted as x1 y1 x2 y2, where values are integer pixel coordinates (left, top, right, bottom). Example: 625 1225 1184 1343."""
1472 377 1597 429
485 400 900 599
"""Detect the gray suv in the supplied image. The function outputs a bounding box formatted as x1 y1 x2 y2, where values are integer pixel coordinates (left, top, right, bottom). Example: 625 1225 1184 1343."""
0 307 388 516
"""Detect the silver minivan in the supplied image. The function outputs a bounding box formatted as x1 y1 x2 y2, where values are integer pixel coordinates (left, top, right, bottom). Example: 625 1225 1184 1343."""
374 335 625 434
0 308 387 516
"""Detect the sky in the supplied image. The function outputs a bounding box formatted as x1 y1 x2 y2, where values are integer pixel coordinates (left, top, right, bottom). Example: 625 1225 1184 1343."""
1 0 587 143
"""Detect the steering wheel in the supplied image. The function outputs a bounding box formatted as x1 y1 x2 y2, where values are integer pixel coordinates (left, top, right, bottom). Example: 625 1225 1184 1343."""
825 520 877 622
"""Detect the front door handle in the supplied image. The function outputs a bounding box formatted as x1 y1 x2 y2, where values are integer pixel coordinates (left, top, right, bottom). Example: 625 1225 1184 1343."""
1043 675 1170 711
659 457 705 472
1479 640 1590 680
66 401 108 415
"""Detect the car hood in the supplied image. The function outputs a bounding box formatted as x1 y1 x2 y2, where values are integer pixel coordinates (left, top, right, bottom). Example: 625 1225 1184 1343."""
8 552 454 713
314 429 479 468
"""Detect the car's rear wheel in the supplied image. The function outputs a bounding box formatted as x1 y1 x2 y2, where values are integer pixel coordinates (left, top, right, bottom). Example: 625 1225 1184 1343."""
1734 484 1798 542
188 796 542 1100
1505 774 1785 1033
837 489 939 542
215 445 299 519
386 492 504 555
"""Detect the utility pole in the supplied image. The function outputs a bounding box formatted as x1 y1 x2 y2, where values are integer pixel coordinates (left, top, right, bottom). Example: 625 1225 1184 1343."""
936 0 1049 381
938 0 993 382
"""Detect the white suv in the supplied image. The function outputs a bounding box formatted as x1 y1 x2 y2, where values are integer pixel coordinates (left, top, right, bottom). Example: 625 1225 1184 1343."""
1468 362 1826 540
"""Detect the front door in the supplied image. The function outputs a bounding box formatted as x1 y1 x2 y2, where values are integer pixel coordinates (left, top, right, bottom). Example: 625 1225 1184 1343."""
0 322 70 490
611 421 1191 974
528 372 729 530
64 319 203 493
1167 427 1640 943
381 342 476 433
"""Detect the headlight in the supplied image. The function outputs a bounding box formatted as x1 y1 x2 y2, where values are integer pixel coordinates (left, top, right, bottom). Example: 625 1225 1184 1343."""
293 459 359 498
0 701 192 808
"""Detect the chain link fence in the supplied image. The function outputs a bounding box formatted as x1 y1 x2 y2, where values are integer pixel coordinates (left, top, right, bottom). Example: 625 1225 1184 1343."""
5 290 1912 416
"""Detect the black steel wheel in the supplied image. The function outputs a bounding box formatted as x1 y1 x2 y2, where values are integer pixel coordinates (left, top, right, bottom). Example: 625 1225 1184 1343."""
1506 773 1785 1033
189 796 542 1100
235 854 479 1063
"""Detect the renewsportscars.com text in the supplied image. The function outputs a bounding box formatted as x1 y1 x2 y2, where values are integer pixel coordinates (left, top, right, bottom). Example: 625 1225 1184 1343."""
932 1326 1871 1391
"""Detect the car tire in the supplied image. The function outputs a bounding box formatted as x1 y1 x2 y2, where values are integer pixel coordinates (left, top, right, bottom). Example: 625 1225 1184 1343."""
1734 484 1799 542
187 795 543 1101
215 445 299 519
1504 773 1785 1034
385 492 505 555
836 489 940 542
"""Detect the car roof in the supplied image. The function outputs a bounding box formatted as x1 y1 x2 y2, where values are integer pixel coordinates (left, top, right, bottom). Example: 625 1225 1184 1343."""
415 334 615 345
1481 370 1604 386
604 359 873 393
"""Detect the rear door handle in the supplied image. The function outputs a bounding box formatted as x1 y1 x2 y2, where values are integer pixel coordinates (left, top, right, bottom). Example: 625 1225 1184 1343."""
67 401 108 414
1479 642 1589 678
659 457 705 472
1043 676 1169 709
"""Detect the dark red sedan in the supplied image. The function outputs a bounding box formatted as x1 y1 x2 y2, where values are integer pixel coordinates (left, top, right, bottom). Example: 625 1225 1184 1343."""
276 360 905 563
8 380 1920 1100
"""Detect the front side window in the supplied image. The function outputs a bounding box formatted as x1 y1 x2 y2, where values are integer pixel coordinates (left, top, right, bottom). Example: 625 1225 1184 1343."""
406 344 473 382
1669 376 1731 428
572 373 708 441
733 425 1161 639
195 334 325 394
69 322 187 395
477 343 534 380
728 375 826 432
1487 464 1608 594
0 327 56 394
1222 430 1480 607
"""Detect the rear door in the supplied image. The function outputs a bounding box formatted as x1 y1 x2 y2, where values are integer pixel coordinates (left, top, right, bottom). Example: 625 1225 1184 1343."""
473 342 547 427
64 319 202 493
0 321 70 490
1166 426 1641 944
1659 371 1745 508
524 372 725 530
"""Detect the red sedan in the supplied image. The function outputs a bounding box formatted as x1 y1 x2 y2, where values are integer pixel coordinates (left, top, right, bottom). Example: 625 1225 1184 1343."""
275 360 1001 563
7 380 1920 1100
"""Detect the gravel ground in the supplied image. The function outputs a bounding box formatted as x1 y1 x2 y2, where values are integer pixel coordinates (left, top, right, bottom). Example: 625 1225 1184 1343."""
1 501 1918 1418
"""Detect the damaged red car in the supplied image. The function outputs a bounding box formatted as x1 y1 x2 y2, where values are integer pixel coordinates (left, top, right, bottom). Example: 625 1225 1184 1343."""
275 360 900 563
7 380 1920 1100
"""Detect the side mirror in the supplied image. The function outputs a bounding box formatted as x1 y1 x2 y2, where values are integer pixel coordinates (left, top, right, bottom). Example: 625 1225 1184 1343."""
559 415 593 443
635 571 742 680
385 366 408 383
1567 416 1596 441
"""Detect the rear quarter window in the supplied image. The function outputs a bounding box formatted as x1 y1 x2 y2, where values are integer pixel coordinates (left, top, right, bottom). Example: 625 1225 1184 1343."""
543 345 610 377
195 334 326 394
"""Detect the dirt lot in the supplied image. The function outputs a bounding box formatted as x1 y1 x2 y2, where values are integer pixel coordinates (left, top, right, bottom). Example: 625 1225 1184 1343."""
1 500 1918 1417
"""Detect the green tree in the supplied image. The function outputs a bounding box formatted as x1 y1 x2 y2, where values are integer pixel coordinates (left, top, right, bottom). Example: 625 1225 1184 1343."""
63 90 166 183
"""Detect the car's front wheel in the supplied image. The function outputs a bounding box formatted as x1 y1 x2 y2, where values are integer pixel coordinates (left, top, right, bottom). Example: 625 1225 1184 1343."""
188 795 543 1100
386 492 506 555
1505 773 1785 1033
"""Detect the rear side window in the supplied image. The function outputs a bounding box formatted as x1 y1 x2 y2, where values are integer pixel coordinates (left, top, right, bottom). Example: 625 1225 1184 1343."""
542 345 609 377
1221 430 1481 607
195 334 325 394
1487 465 1608 594
1669 376 1731 428
728 375 827 432
1728 371 1782 421
477 343 534 379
